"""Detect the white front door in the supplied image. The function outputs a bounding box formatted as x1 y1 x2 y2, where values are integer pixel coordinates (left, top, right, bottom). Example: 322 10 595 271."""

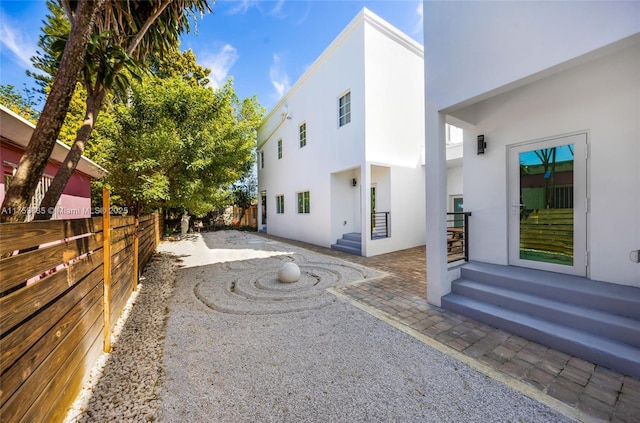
508 133 588 276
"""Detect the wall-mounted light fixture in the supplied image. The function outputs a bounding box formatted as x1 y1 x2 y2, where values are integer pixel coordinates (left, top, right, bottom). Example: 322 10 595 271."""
477 135 487 155
352 178 357 187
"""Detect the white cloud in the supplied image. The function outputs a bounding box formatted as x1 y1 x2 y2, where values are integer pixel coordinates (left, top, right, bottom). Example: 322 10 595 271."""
269 0 286 18
0 11 37 69
269 53 290 100
200 44 239 88
225 0 261 15
413 2 424 35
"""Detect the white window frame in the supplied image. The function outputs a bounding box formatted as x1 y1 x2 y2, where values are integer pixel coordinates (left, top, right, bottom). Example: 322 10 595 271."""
299 122 307 148
276 195 284 214
297 191 310 214
338 91 351 127
277 139 283 159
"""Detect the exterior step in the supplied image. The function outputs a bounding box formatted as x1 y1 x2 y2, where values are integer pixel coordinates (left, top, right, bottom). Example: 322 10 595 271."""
451 279 640 348
442 294 640 378
460 262 640 319
331 233 361 255
442 261 640 378
343 232 361 242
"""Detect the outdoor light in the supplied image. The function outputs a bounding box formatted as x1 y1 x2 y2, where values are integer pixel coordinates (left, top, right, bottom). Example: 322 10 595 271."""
477 135 487 155
352 178 357 187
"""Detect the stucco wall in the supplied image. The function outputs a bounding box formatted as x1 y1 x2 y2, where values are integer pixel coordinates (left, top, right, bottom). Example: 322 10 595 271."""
423 1 640 110
461 42 640 287
257 19 367 247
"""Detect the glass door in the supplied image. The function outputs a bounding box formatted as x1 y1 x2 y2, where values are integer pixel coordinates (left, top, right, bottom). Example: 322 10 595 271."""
508 133 587 276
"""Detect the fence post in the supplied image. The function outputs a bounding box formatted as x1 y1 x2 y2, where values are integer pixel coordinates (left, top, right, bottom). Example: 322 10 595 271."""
102 188 111 353
133 215 139 291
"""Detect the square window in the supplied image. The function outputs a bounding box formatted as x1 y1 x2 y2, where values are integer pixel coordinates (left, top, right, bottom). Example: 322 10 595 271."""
276 195 284 214
277 139 282 159
338 91 351 127
299 123 307 148
297 191 310 214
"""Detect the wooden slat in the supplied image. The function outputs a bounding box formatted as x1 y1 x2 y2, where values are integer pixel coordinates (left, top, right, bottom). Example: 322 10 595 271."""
3 303 103 423
38 329 103 423
0 218 103 256
110 215 135 230
0 281 102 408
111 231 134 257
0 250 104 337
0 232 103 293
0 265 103 375
111 224 136 244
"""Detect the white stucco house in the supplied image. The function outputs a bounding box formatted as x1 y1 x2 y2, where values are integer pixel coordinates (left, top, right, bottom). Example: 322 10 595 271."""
257 8 443 257
423 2 640 377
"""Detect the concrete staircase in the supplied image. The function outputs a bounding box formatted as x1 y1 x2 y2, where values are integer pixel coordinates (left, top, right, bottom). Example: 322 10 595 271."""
442 262 640 378
331 233 361 255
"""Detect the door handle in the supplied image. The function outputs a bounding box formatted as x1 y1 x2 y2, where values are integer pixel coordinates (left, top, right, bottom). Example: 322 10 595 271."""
512 203 524 215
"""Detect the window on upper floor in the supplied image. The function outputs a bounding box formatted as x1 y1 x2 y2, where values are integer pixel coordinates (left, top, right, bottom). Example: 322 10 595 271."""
299 122 307 148
277 139 283 159
297 191 310 214
338 91 351 127
260 151 264 168
276 195 284 214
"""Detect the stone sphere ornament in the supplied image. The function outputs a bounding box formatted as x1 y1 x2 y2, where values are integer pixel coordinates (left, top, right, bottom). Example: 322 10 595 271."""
278 262 301 283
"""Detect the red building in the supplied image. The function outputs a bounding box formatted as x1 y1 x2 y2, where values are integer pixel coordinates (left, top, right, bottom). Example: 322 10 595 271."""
1 105 106 220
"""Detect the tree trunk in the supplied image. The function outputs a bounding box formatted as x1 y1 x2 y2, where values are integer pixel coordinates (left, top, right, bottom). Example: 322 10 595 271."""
35 89 106 220
0 0 105 223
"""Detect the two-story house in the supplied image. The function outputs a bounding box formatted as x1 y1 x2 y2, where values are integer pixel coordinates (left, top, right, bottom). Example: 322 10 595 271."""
257 8 431 257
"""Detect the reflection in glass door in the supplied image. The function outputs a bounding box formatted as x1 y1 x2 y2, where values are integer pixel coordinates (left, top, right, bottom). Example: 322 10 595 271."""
519 144 575 265
508 133 587 276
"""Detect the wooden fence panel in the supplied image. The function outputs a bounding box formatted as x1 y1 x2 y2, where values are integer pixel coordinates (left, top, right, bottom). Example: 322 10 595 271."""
0 213 161 423
0 232 102 293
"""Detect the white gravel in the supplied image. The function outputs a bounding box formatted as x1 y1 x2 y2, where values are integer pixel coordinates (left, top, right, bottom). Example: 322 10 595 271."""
64 231 575 422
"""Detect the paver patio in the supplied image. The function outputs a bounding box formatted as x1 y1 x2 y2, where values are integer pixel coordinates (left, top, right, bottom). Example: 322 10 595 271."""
259 233 640 423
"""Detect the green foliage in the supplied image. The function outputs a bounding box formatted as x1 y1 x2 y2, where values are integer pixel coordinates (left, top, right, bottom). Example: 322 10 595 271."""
26 0 69 94
104 77 264 216
0 85 40 122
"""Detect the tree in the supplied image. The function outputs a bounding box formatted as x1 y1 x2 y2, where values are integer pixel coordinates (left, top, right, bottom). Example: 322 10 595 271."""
1 0 213 222
0 84 40 122
35 0 213 221
104 77 263 217
1 0 105 222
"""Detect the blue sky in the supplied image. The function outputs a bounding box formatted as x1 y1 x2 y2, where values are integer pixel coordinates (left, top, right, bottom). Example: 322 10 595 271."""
0 0 423 112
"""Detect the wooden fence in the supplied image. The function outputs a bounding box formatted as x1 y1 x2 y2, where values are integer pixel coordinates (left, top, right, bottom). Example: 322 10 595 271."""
520 208 573 256
0 212 162 423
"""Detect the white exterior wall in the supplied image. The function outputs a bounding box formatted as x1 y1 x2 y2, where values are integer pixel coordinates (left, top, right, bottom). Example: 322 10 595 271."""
462 43 640 286
257 19 366 247
362 15 426 256
424 1 640 110
423 1 640 304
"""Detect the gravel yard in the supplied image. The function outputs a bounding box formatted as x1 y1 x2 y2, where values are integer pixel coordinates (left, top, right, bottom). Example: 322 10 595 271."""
64 231 574 422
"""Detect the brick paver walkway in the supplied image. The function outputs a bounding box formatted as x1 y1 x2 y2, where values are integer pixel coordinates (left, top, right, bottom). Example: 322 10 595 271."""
259 234 640 423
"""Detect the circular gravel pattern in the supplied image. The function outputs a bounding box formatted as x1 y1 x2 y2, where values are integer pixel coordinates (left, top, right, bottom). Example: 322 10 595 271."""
170 232 382 315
